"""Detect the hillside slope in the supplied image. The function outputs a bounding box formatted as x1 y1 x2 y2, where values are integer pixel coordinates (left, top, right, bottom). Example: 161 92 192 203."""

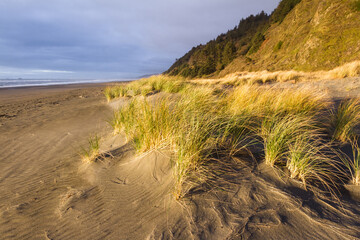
166 0 360 77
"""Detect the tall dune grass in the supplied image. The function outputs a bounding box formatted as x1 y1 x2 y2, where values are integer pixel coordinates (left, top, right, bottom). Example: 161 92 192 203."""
287 136 338 190
341 141 360 185
108 79 358 199
225 85 327 119
110 98 175 152
330 98 360 142
260 115 317 167
81 135 101 163
104 85 129 102
328 61 360 79
104 75 188 101
197 60 360 86
111 86 257 198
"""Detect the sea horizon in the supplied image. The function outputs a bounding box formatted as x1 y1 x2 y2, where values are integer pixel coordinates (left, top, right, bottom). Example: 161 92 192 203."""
0 78 134 88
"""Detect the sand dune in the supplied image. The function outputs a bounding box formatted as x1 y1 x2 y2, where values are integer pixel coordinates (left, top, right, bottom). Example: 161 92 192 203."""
0 81 360 239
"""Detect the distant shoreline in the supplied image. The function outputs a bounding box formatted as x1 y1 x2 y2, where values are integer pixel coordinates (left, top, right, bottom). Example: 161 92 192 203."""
0 79 133 90
0 80 131 104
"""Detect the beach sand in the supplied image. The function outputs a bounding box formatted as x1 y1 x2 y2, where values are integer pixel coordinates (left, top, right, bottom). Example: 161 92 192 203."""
0 80 360 239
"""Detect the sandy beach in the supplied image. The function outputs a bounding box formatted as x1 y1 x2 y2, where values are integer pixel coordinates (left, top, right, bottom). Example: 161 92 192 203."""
1 80 360 239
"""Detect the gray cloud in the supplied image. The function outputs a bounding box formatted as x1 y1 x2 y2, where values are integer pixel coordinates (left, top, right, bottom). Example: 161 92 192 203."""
0 0 279 79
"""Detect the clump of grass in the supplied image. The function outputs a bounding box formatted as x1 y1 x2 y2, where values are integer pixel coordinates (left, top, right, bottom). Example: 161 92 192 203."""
109 100 137 135
260 115 317 167
219 70 306 85
330 98 360 142
111 98 175 152
108 81 358 200
226 85 327 122
132 99 175 153
287 135 338 189
104 85 129 102
273 40 284 51
173 112 216 199
110 86 257 199
352 0 360 11
81 135 101 163
105 75 188 101
341 141 360 185
328 61 360 79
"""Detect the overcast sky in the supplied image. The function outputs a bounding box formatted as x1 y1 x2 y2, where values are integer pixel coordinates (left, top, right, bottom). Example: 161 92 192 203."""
0 0 279 79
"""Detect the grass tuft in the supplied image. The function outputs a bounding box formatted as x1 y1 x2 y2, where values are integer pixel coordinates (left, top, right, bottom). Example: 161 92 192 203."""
104 75 188 101
106 78 359 200
104 85 129 102
81 135 101 163
341 141 360 185
260 115 317 167
287 135 338 189
330 98 360 143
352 0 360 11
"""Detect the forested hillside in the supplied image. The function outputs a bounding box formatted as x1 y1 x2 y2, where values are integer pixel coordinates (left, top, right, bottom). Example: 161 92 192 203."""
166 0 360 77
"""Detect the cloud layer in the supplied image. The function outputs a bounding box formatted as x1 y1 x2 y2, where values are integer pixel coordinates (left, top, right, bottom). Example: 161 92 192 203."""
0 0 279 79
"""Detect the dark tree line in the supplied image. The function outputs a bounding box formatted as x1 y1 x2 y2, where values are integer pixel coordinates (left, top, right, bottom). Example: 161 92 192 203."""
166 0 302 78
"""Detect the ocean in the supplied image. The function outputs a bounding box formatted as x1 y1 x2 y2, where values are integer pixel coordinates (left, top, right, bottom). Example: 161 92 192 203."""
0 78 131 88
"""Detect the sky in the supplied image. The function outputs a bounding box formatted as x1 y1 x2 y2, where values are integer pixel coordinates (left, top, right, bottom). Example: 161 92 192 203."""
0 0 280 79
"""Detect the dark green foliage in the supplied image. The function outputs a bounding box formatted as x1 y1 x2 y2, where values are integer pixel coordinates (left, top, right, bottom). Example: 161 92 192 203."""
352 0 360 11
165 12 269 78
165 0 302 78
271 0 302 24
222 41 236 65
274 41 284 51
248 32 266 55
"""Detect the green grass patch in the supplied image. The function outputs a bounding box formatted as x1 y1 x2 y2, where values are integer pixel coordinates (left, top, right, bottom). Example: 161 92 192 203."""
287 135 339 190
81 135 101 163
352 0 360 11
274 41 284 51
340 141 360 185
107 81 358 199
330 98 360 143
104 75 187 101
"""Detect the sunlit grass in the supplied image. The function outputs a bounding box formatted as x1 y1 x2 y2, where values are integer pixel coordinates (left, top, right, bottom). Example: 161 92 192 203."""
225 85 327 119
340 141 360 185
196 61 360 86
106 77 359 199
287 135 338 190
104 85 129 102
330 98 360 143
81 135 101 163
104 75 188 101
260 115 318 167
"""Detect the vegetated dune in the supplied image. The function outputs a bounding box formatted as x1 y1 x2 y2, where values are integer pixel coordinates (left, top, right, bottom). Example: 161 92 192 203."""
195 60 360 89
1 80 360 239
